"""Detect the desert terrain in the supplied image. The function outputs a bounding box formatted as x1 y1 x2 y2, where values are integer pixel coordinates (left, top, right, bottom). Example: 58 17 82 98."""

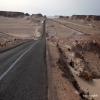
0 11 100 100
47 16 100 100
0 12 43 52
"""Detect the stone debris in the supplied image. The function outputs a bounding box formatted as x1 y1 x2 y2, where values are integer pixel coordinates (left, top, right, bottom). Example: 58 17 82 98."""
57 42 94 100
57 33 100 81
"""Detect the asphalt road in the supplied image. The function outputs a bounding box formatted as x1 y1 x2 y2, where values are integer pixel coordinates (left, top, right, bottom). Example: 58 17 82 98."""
0 37 47 100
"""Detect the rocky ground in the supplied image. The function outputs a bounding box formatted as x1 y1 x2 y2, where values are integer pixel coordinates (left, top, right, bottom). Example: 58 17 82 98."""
47 41 80 100
0 14 100 100
0 32 25 52
0 15 43 51
47 18 100 100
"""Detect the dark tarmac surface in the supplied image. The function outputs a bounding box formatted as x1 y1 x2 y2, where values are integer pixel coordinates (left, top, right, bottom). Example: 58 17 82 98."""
0 38 47 100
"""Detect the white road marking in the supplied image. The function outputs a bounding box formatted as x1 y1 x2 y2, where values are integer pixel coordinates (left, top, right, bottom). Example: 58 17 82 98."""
0 40 39 81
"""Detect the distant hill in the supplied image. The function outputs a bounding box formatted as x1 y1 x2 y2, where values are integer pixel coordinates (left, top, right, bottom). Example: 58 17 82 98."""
31 13 43 17
0 11 30 17
71 15 100 21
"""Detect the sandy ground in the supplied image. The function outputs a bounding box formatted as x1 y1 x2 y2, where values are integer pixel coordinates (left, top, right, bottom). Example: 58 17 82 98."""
0 15 100 100
0 16 42 39
47 18 100 100
0 16 43 50
47 19 76 38
54 18 100 34
47 41 80 100
47 19 82 100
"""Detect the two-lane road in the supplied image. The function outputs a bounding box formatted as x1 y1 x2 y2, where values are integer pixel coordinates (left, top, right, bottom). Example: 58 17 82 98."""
0 37 47 100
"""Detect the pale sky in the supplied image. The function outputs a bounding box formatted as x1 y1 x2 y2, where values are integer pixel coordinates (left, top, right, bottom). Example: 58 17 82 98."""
0 0 100 16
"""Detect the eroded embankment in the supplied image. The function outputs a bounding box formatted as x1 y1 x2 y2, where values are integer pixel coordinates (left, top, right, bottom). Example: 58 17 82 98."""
57 44 89 100
57 34 100 80
71 40 100 79
55 33 100 100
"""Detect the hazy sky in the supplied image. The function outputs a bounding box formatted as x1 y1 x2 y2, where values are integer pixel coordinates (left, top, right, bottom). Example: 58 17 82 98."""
0 0 100 15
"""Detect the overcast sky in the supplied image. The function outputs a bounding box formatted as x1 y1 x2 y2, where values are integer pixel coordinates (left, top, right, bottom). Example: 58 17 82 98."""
0 0 100 16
